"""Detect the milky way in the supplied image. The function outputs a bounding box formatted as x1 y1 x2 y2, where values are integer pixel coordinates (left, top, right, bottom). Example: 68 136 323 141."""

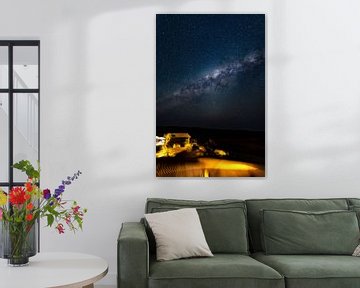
158 50 264 110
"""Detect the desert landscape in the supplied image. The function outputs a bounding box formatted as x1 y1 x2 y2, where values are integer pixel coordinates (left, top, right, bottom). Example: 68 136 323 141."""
156 127 265 177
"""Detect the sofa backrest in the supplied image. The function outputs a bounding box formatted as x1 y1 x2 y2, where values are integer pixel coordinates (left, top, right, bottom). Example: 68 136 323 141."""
245 198 349 252
348 198 360 207
145 198 249 254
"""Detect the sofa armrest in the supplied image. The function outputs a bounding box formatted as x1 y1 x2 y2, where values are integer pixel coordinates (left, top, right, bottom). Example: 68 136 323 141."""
118 222 149 288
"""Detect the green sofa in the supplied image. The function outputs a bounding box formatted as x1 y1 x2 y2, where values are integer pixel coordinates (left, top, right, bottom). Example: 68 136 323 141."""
118 198 360 288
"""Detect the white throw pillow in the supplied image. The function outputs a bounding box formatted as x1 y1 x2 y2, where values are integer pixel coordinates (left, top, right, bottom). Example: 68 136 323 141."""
353 244 360 256
145 208 213 261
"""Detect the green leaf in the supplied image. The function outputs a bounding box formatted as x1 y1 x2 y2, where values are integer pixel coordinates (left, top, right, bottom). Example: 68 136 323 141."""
12 160 29 170
75 215 83 230
12 160 40 180
47 214 54 227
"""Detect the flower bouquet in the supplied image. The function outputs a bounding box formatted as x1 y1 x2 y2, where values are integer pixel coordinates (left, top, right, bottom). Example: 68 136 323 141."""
0 160 87 266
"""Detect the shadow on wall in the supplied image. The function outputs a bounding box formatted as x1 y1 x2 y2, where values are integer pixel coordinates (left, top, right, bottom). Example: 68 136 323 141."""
45 0 234 188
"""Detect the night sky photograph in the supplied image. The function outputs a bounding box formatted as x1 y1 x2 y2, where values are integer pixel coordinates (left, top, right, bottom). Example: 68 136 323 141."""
156 14 265 177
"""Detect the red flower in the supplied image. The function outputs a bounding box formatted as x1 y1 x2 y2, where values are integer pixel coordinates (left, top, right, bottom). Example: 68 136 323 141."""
24 193 31 200
26 203 34 210
25 182 33 192
65 214 71 225
9 187 26 205
26 214 33 221
56 223 65 234
72 205 80 215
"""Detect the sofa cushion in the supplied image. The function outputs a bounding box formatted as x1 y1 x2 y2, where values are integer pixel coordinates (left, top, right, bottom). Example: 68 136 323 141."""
246 198 349 252
149 254 284 288
349 205 360 228
261 209 359 255
252 252 360 288
146 198 249 254
346 199 360 229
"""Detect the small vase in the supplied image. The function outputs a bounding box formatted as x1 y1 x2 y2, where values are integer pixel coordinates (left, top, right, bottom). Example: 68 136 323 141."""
0 220 37 266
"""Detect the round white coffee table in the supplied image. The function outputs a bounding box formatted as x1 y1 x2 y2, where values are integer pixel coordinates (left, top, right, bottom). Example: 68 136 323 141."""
0 252 108 288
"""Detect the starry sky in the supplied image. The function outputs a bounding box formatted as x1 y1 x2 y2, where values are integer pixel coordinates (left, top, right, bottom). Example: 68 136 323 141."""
156 14 265 131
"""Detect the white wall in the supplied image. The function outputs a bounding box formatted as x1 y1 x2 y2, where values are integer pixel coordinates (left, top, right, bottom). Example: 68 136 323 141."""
1 0 360 285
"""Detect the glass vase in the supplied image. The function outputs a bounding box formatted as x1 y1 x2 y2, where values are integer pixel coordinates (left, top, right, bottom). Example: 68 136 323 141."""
0 220 37 266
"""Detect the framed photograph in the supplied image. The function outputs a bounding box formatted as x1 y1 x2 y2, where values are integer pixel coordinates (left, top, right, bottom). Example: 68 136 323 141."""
156 14 265 177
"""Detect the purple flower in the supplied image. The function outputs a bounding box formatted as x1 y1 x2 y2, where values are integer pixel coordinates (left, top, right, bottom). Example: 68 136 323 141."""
54 189 63 198
55 170 82 199
43 189 51 200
